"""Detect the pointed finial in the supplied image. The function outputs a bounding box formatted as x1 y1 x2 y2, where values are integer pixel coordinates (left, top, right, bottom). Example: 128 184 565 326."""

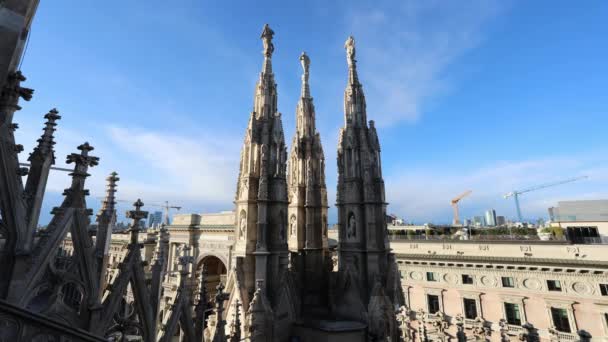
98 171 119 218
260 24 275 58
66 142 99 177
30 108 62 160
127 198 149 244
106 172 120 194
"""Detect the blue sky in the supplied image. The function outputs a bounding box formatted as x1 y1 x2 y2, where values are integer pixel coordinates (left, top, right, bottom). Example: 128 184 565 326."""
16 0 608 225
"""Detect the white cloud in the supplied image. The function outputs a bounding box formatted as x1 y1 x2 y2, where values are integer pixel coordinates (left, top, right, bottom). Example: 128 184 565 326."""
385 153 608 223
346 0 505 126
106 126 240 204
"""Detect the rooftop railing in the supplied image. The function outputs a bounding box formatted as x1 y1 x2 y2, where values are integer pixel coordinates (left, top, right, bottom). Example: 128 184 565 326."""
567 236 608 245
387 234 569 242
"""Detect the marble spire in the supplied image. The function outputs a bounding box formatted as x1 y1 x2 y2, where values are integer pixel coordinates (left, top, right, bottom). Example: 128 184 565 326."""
233 24 289 316
95 171 119 299
287 52 329 310
335 36 401 340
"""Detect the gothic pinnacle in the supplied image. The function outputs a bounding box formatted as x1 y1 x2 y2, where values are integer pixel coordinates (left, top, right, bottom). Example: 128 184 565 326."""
99 171 119 214
66 142 99 178
31 108 61 160
127 199 148 245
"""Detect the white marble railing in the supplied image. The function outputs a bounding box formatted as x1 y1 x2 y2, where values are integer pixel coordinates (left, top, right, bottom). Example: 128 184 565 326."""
464 318 476 328
552 331 579 341
507 324 524 335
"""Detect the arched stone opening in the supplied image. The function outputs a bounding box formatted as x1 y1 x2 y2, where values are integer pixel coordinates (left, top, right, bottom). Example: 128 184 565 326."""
197 255 227 300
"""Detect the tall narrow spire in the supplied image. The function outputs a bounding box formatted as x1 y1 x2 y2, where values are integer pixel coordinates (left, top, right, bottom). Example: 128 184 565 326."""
288 51 329 312
22 108 61 250
233 24 289 306
335 36 402 339
0 71 33 267
95 171 119 299
343 36 367 127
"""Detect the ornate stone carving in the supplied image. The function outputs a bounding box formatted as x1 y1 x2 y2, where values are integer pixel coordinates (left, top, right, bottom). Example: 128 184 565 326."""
572 281 591 295
347 213 357 240
444 273 458 284
480 276 498 287
344 36 356 66
523 278 541 290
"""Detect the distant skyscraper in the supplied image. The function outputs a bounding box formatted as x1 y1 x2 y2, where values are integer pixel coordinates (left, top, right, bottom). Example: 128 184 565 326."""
496 215 506 226
148 211 163 228
485 209 497 227
473 216 485 227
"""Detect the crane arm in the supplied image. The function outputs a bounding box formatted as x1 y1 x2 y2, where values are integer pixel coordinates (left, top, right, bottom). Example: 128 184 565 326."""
451 190 472 204
505 176 588 197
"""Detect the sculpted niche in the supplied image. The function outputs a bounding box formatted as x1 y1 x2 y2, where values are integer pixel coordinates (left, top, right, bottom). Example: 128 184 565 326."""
347 213 357 240
290 215 296 236
239 211 247 239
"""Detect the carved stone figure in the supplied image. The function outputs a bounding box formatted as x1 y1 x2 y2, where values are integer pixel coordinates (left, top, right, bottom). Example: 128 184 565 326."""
345 36 356 66
347 214 357 240
290 216 296 236
261 24 274 57
300 52 310 77
239 213 246 239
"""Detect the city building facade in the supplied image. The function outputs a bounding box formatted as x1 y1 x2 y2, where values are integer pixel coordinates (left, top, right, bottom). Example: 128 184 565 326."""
550 200 608 244
486 209 497 227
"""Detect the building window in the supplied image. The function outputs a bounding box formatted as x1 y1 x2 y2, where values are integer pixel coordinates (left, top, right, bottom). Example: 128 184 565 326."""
551 307 571 333
502 277 515 288
462 274 474 285
504 303 522 325
463 298 478 319
547 280 562 292
600 283 608 296
426 272 437 282
566 226 600 243
428 294 440 314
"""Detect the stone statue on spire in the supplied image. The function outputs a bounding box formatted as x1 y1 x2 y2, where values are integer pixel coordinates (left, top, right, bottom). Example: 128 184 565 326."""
300 52 310 76
300 52 310 98
261 24 274 57
345 36 356 66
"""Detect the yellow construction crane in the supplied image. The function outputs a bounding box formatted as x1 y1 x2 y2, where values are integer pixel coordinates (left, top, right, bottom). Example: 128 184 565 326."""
451 190 472 226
